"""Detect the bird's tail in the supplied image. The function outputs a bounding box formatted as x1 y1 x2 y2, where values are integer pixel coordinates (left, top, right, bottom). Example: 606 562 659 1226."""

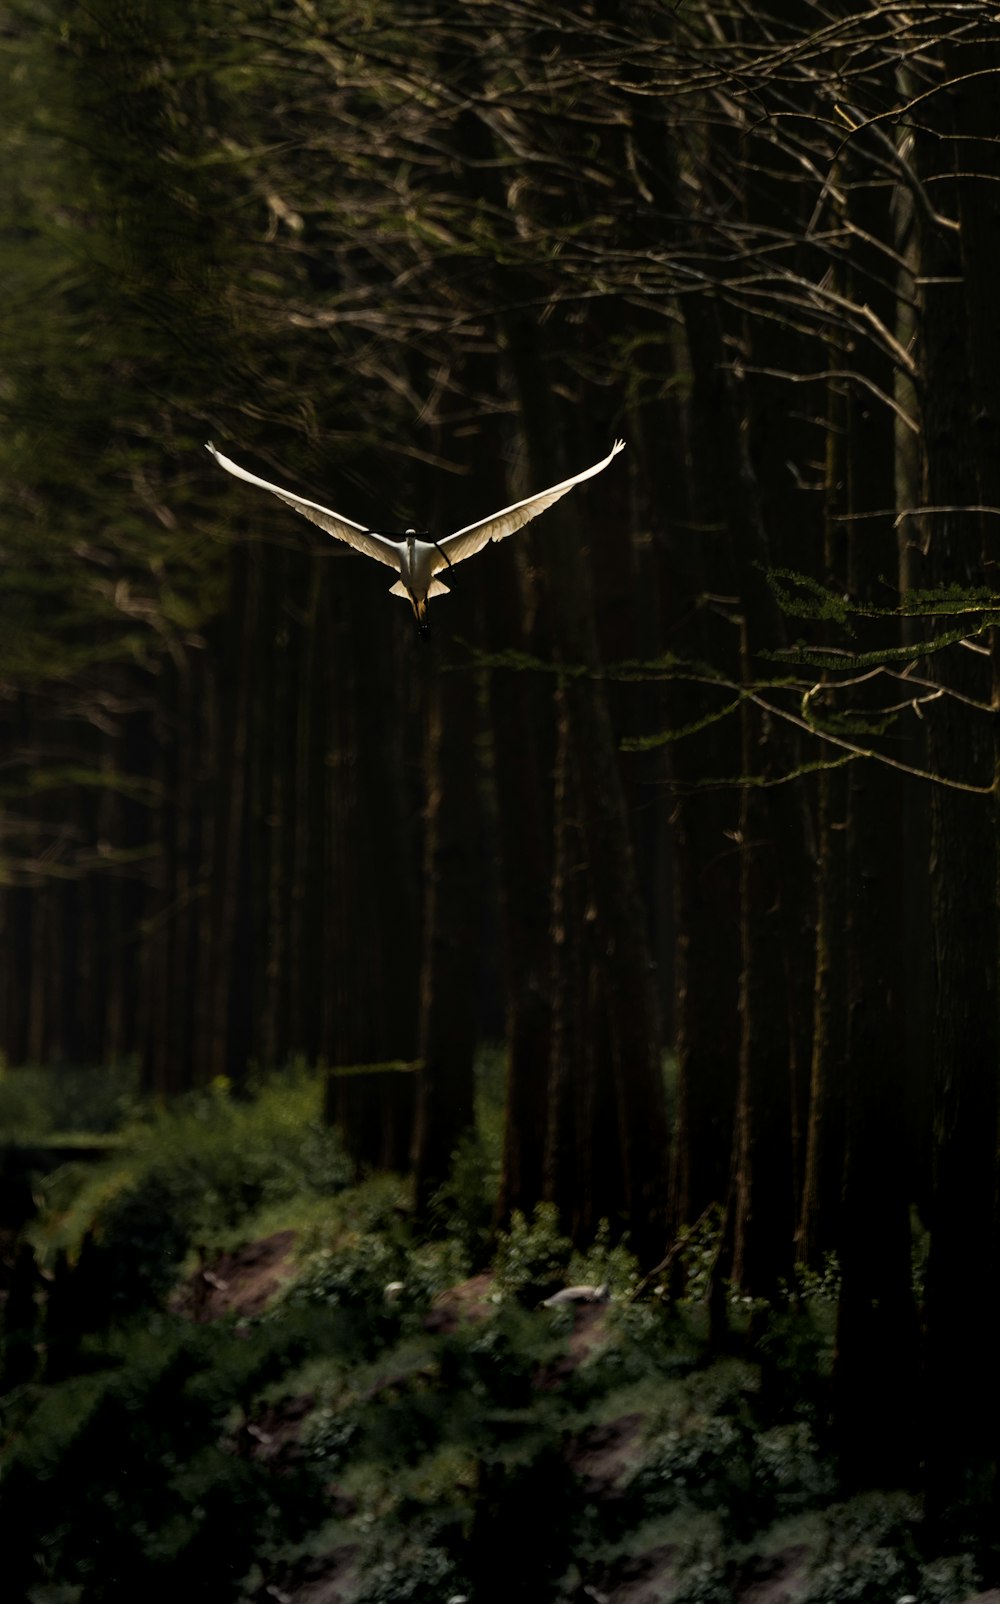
388 578 449 599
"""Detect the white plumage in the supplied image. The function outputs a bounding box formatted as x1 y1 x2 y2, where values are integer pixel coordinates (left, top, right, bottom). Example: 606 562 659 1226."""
205 438 625 632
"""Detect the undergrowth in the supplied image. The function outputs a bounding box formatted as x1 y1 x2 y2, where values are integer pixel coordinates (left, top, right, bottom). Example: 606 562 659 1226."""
0 1058 144 1140
27 1067 352 1311
0 1056 989 1604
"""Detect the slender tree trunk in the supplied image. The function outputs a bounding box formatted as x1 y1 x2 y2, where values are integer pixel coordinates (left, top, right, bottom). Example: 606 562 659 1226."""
542 680 626 1243
797 277 851 1269
834 185 919 1473
205 538 258 1086
674 289 798 1300
484 481 555 1227
259 543 293 1069
325 571 421 1073
141 689 172 1098
655 317 742 1233
544 678 588 1229
413 629 482 1214
914 76 1000 1522
288 564 327 1064
505 323 669 1264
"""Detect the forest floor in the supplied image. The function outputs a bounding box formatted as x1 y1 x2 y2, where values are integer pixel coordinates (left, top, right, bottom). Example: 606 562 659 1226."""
161 1229 989 1604
1 1063 997 1604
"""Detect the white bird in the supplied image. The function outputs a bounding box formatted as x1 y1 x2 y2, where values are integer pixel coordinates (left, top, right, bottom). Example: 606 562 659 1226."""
205 438 625 634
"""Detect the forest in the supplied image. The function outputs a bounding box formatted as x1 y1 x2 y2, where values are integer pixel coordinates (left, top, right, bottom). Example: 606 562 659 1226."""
2 0 1000 1598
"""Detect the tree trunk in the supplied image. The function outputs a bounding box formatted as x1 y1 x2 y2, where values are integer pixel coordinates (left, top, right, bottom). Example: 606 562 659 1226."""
835 303 919 1483
413 629 482 1214
914 71 1000 1522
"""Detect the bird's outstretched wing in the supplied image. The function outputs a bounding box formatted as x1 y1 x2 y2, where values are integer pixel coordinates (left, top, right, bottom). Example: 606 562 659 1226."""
434 439 625 571
205 443 403 572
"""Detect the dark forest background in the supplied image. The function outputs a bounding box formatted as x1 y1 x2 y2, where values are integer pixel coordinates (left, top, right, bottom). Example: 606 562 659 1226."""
3 0 1000 1534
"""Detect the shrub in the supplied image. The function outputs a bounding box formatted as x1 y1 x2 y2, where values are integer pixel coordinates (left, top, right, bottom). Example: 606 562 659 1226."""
32 1068 352 1312
493 1203 573 1305
0 1318 326 1603
0 1059 143 1139
426 1045 505 1267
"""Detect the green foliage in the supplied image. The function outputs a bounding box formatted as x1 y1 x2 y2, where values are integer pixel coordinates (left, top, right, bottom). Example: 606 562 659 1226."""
32 1069 350 1313
793 1492 924 1603
753 1302 836 1426
918 1551 985 1603
753 1420 838 1514
0 1315 329 1603
446 1305 555 1413
631 1408 755 1518
349 1541 469 1604
279 1233 406 1350
568 1219 641 1299
1 1060 987 1604
85 1167 192 1314
764 567 856 628
620 695 744 752
426 1043 506 1266
671 1204 725 1303
790 1252 842 1304
0 1060 143 1139
605 1346 842 1557
493 1202 574 1304
426 1122 497 1267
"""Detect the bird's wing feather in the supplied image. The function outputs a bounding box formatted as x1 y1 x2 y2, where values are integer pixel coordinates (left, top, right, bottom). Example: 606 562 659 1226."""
434 440 625 570
205 443 402 572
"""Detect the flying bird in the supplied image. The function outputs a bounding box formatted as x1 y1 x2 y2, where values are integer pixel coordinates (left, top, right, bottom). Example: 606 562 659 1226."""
205 438 625 634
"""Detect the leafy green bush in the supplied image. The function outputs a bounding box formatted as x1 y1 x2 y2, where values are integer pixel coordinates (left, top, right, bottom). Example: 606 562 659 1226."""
426 1044 505 1265
752 1302 834 1427
300 1403 360 1469
568 1218 640 1299
630 1411 755 1518
493 1203 573 1304
752 1421 837 1515
794 1492 925 1603
31 1069 351 1311
450 1311 534 1401
88 1168 192 1313
349 1536 469 1604
617 1352 838 1542
125 1071 351 1236
295 1170 413 1255
0 1059 143 1139
918 1551 984 1603
280 1171 458 1340
0 1316 328 1603
672 1204 724 1302
282 1234 405 1343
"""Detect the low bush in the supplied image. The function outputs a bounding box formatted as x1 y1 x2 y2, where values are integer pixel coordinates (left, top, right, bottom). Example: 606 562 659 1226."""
493 1202 574 1304
30 1068 351 1313
0 1059 143 1139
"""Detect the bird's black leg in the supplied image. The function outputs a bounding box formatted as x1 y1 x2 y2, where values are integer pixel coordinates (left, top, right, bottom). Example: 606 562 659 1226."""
413 597 431 641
